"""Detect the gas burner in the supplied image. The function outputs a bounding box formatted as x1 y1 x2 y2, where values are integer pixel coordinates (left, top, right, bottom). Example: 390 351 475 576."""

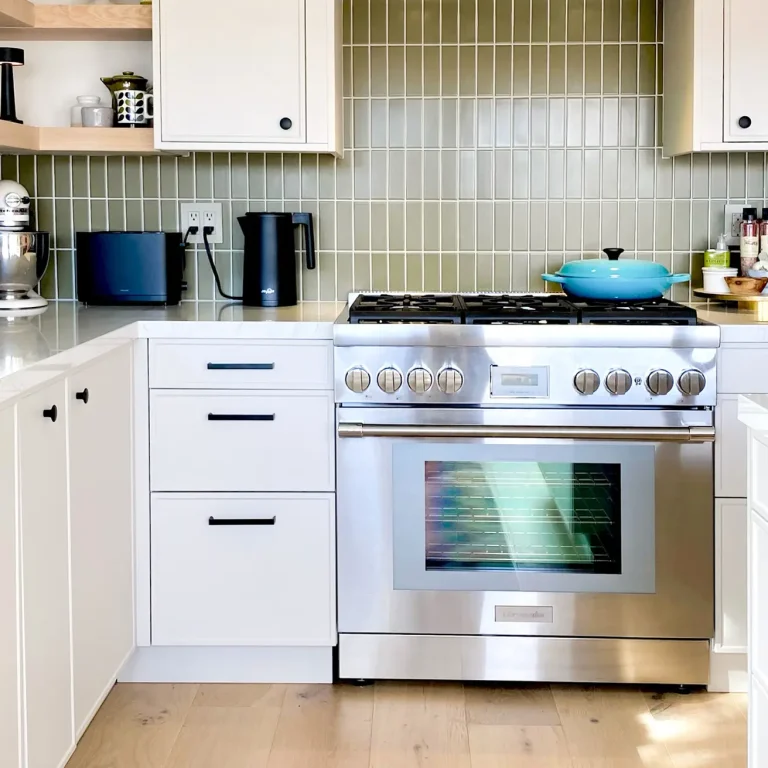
462 294 579 325
349 293 464 324
571 298 699 326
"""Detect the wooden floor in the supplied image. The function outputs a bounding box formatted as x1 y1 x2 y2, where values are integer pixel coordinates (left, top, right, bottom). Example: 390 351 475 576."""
65 682 748 768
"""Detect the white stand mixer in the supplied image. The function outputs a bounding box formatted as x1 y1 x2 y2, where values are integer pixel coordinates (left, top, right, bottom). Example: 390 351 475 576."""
0 180 50 314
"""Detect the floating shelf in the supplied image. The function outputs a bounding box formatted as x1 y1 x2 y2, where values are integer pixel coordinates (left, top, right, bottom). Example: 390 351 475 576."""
0 1 151 41
0 123 157 155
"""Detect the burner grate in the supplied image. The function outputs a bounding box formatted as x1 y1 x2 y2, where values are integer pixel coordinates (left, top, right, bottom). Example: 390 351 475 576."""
349 293 464 324
462 294 580 325
571 298 699 326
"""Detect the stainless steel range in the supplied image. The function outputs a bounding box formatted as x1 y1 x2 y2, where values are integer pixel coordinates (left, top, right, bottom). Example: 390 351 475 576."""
334 294 720 686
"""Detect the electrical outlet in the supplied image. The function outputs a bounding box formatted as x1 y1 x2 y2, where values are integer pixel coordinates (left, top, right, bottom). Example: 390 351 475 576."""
724 204 745 246
180 203 223 244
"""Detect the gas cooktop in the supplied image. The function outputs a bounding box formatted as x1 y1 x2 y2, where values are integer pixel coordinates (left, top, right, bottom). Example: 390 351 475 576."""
348 293 699 326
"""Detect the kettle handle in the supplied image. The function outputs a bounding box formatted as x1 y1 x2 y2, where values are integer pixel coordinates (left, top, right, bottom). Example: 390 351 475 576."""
292 213 316 271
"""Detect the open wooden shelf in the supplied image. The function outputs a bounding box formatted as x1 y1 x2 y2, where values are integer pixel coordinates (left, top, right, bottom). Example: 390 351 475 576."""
0 123 157 154
0 1 151 41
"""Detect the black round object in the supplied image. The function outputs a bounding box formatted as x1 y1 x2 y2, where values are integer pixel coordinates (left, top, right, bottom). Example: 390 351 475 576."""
279 117 293 130
739 116 752 129
744 207 758 221
43 405 58 423
603 248 625 261
76 389 90 404
0 48 23 65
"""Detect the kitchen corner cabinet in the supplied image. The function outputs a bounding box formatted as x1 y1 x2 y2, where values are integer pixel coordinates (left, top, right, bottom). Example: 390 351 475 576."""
18 381 74 768
664 0 768 155
68 345 135 739
152 0 342 154
0 408 20 768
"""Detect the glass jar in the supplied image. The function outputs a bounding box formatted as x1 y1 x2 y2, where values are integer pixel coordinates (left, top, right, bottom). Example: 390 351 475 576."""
70 95 102 127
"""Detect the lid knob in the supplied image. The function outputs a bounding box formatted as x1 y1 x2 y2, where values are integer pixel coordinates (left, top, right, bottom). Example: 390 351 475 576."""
603 248 624 261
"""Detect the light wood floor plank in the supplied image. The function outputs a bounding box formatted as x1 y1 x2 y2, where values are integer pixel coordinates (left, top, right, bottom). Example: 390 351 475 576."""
642 690 747 768
266 684 373 768
465 683 561 725
192 683 287 709
468 723 574 767
552 685 676 767
65 684 198 768
369 682 471 768
165 703 284 768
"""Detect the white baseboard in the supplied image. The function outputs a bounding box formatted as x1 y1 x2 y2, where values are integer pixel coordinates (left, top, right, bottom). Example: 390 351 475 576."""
117 646 334 684
709 650 748 693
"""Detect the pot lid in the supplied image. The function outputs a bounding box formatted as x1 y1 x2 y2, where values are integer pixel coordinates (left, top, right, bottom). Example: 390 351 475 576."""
555 249 673 279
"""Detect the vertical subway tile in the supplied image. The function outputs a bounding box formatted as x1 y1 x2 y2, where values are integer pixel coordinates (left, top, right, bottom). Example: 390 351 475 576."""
424 46 441 96
442 202 458 249
73 199 89 233
602 149 619 198
620 98 637 146
566 149 583 198
601 201 619 245
460 202 476 250
195 153 213 198
406 47 423 97
568 0 585 41
621 45 638 94
530 47 548 96
513 0 531 42
459 0 476 43
530 0 548 42
584 149 601 199
142 156 160 199
496 0 512 42
729 153 747 199
582 201 600 250
620 150 637 198
603 46 620 94
72 156 89 198
603 0 620 41
125 157 141 198
585 0 602 42
584 46 602 93
512 47 530 95
566 202 583 249
107 156 124 198
550 0 567 42
550 46 566 95
54 156 71 198
495 46 512 95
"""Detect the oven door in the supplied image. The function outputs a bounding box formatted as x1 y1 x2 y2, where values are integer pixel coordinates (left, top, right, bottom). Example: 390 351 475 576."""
336 407 715 639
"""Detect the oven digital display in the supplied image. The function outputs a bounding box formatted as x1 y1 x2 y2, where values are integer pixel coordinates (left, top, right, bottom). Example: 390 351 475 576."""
501 373 539 388
491 366 549 398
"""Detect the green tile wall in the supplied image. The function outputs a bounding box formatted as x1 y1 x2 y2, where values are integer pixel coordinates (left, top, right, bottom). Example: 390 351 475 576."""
3 0 766 301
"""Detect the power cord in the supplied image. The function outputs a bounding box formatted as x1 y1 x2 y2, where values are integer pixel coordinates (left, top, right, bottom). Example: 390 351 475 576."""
180 225 198 292
203 225 243 301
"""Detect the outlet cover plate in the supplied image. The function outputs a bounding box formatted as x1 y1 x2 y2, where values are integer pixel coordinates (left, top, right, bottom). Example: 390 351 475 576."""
180 202 223 244
724 204 745 247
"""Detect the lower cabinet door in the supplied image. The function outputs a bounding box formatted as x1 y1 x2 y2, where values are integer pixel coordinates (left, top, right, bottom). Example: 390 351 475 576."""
18 382 74 768
151 494 335 646
715 498 748 652
0 408 21 768
68 346 135 738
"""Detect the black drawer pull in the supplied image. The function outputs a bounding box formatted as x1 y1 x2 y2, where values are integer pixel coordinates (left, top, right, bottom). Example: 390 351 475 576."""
43 405 58 422
208 516 276 526
75 388 89 404
207 413 275 422
207 363 275 371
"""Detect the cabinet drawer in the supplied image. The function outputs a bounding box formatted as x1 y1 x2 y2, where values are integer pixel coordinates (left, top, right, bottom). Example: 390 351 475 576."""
151 494 335 646
716 395 748 497
149 340 332 390
150 390 334 492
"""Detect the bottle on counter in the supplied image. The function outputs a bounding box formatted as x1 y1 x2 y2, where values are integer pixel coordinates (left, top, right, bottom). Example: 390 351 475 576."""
704 233 730 268
760 208 768 256
741 207 760 275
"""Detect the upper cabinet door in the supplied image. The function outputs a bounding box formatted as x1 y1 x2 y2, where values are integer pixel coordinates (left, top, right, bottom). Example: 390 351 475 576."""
68 346 134 740
157 0 306 144
725 0 768 142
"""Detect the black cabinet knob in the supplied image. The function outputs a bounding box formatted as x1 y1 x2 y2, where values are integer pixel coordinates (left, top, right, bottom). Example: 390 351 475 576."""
43 405 58 422
75 388 89 404
739 115 752 129
279 117 293 130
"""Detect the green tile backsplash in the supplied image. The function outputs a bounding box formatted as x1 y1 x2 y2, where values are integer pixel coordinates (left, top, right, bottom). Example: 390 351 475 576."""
3 0 766 301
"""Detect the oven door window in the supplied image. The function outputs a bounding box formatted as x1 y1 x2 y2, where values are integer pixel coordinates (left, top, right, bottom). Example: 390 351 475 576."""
393 442 655 594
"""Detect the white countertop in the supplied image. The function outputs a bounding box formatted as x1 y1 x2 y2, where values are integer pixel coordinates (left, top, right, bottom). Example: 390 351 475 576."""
0 301 347 383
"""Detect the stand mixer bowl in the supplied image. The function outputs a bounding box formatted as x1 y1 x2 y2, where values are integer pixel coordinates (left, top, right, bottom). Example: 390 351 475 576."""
0 231 50 300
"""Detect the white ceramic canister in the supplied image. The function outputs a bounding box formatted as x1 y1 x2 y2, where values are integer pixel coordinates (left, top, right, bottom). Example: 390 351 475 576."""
702 267 738 293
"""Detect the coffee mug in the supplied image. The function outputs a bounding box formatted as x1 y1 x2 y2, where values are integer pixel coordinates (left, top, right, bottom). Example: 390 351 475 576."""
81 105 115 128
115 90 154 127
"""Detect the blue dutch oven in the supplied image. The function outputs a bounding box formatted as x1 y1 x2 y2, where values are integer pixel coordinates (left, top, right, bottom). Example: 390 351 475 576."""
542 248 690 301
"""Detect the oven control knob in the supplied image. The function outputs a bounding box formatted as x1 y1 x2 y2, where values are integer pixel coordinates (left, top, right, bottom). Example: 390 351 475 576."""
678 369 706 396
437 367 464 394
646 369 674 396
407 367 433 393
605 369 632 396
377 367 403 394
574 369 600 396
345 367 371 394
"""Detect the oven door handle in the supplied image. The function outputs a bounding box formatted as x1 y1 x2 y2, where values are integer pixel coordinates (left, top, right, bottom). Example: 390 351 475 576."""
337 423 716 443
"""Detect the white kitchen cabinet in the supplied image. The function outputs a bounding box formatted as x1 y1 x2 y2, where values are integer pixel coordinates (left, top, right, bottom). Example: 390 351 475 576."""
151 493 335 646
0 408 21 768
17 381 74 768
664 0 768 154
716 395 749 498
153 0 342 153
68 346 135 739
715 499 748 653
150 390 335 493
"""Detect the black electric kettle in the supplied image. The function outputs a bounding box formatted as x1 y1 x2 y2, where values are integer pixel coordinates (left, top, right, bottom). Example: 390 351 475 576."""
237 212 316 307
